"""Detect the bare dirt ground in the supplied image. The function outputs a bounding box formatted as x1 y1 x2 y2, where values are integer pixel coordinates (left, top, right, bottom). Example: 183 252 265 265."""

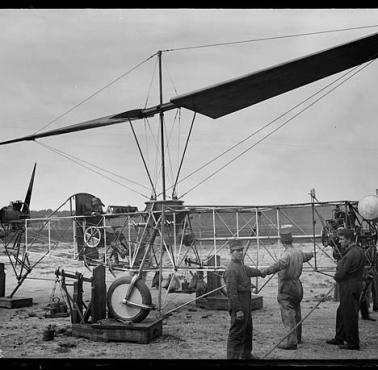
0 246 377 363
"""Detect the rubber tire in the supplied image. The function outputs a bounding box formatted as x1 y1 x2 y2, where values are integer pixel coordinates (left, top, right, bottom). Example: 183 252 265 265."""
107 275 152 323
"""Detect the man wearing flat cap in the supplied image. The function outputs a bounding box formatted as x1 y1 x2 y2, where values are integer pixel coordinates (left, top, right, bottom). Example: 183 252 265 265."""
224 239 264 359
260 229 313 350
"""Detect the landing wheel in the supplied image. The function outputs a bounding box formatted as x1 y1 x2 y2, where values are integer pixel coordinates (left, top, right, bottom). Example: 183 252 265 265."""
107 275 152 323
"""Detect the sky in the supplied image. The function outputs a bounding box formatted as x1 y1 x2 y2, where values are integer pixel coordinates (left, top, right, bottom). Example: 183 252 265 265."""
1 8 378 211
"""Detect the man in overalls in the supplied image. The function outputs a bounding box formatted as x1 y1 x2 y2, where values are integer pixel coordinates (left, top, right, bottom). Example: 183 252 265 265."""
260 230 313 349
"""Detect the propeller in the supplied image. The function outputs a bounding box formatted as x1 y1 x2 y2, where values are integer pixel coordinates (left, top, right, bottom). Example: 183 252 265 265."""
21 163 36 214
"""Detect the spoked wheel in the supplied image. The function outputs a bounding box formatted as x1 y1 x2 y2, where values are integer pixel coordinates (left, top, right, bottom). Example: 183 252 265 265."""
84 226 102 248
107 275 152 323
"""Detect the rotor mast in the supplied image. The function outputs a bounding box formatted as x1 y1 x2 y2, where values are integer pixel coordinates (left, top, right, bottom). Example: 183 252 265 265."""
158 50 166 201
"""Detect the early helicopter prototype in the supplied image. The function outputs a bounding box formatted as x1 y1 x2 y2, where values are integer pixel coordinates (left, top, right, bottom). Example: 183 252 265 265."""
0 31 377 323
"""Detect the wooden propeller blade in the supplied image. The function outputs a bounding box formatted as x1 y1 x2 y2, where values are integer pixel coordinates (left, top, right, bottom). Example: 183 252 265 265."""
21 163 36 214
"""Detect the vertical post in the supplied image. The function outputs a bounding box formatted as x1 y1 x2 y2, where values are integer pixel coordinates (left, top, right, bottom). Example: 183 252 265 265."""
92 265 106 323
25 219 28 254
158 205 165 316
48 219 51 253
212 208 217 268
255 209 260 292
276 208 280 238
73 218 77 260
103 215 107 264
236 211 239 238
199 213 203 249
173 212 177 267
158 50 166 201
310 190 317 270
128 215 132 268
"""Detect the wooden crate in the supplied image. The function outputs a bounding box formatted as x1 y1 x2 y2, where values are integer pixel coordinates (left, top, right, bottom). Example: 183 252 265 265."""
196 294 263 311
0 297 33 309
72 318 163 344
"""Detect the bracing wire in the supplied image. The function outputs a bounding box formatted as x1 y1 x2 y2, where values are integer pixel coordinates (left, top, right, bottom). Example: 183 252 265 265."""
172 62 364 191
163 57 179 95
33 141 150 190
162 24 378 52
144 56 159 109
35 141 150 199
33 52 158 136
179 57 377 198
172 112 196 198
128 118 157 198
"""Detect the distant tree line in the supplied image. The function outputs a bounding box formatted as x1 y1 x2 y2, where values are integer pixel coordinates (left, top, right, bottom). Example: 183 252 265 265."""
30 209 72 218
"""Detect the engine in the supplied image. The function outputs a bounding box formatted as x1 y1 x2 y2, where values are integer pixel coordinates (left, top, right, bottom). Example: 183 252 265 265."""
0 200 29 224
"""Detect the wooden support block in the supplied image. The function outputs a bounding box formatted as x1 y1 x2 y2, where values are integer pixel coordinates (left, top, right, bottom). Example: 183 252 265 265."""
0 297 33 309
72 318 163 344
196 294 263 311
92 265 106 322
44 312 70 318
0 263 5 298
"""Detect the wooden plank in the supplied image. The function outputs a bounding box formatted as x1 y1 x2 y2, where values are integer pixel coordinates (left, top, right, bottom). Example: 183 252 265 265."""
92 265 106 322
44 312 70 318
72 318 163 344
196 294 263 311
0 297 33 309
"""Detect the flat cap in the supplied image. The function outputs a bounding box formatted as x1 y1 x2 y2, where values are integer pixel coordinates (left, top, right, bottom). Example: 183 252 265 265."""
280 231 293 243
228 239 244 251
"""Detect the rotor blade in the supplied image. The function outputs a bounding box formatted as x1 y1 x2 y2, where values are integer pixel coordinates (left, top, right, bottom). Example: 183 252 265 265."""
170 32 378 119
21 162 36 214
0 109 147 146
0 102 178 146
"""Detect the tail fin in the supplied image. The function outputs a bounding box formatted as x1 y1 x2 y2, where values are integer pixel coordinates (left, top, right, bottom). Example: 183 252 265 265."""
21 163 37 214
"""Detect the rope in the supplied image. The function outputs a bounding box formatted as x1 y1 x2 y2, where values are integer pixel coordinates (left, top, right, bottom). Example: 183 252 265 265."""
162 24 378 52
262 284 335 358
33 52 158 136
180 57 377 198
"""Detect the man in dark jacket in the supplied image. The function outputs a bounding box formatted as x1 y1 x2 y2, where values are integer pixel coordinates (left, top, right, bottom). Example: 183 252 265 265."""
224 239 264 360
260 230 313 350
326 228 366 350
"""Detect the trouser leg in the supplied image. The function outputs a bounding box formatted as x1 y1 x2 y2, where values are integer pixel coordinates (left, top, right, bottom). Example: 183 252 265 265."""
372 275 378 311
279 300 298 347
360 295 370 318
360 280 372 318
242 306 253 359
227 311 248 359
335 304 345 342
295 304 302 343
340 284 360 347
